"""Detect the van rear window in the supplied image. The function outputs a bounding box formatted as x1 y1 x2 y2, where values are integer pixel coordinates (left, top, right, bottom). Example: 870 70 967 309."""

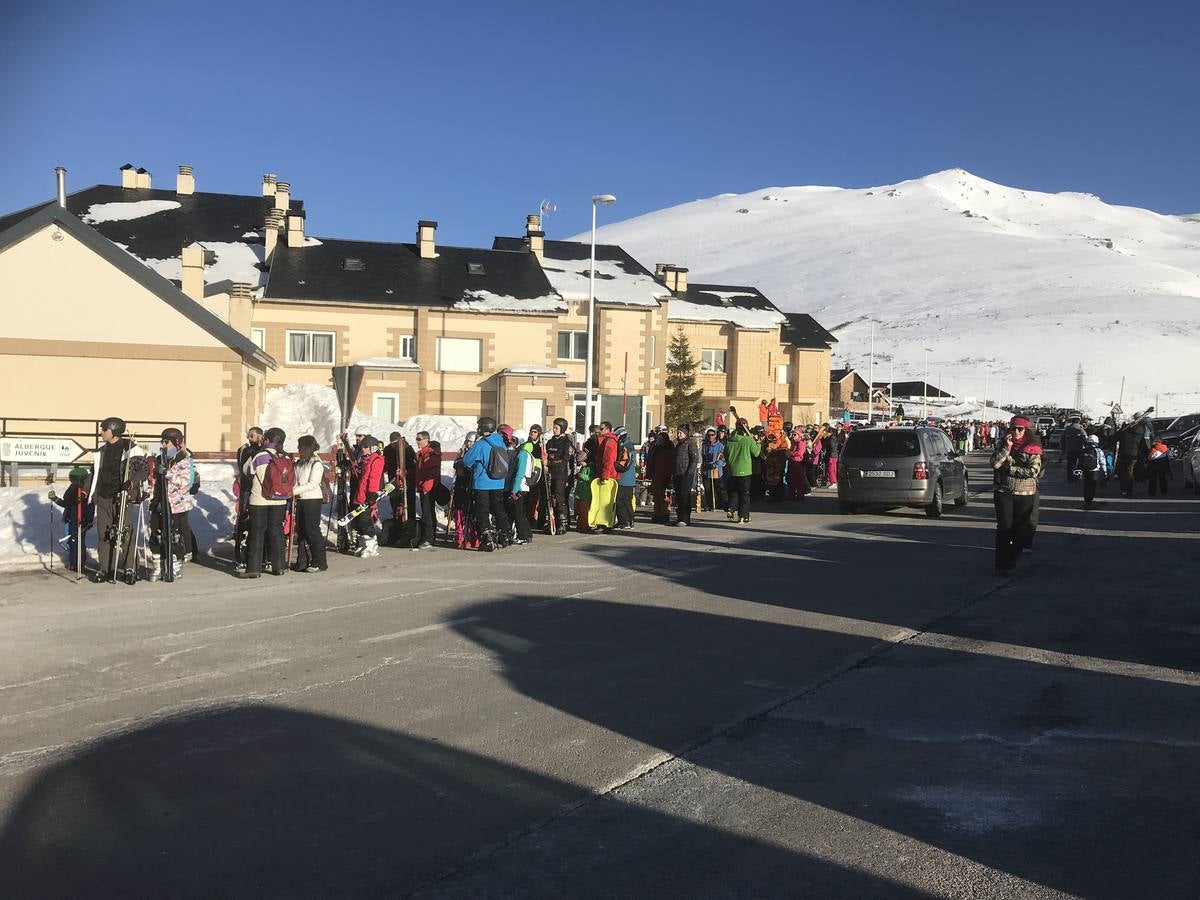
843 431 920 458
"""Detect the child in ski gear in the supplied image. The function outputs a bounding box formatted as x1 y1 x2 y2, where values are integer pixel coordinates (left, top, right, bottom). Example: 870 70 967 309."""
414 431 442 549
292 435 328 572
1080 433 1107 510
48 467 94 571
150 427 195 581
238 427 289 578
352 435 385 557
991 417 1043 573
1147 440 1171 496
90 417 147 582
787 429 809 500
462 417 512 551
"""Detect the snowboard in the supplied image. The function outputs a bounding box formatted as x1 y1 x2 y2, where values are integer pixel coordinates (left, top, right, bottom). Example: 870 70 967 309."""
588 477 617 529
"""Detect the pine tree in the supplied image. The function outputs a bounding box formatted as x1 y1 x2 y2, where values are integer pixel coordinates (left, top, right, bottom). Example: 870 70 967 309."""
665 328 705 429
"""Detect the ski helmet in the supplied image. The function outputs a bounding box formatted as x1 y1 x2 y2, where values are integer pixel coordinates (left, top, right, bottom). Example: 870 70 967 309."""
68 466 90 483
553 417 569 431
465 431 478 443
528 424 543 437
100 416 126 437
498 424 514 442
477 416 498 435
160 427 184 447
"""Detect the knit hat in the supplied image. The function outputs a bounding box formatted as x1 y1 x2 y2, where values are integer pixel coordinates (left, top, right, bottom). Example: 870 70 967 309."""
614 426 627 437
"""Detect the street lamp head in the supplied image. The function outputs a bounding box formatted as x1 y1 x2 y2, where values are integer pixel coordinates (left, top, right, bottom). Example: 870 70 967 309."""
592 194 617 205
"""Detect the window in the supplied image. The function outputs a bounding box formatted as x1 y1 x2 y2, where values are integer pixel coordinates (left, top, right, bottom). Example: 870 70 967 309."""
700 349 726 373
286 330 335 365
436 337 482 373
373 393 399 424
557 331 587 360
776 364 791 384
250 327 266 351
648 335 657 365
398 335 415 359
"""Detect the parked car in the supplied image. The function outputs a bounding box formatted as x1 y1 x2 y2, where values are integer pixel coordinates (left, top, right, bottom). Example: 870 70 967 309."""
837 426 969 517
1153 413 1200 458
1183 431 1200 494
1035 416 1055 436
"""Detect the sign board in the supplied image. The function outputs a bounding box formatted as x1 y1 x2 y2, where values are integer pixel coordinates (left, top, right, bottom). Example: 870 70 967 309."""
0 437 86 464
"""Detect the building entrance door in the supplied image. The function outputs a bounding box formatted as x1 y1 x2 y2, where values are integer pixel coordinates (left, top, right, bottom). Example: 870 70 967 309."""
522 399 545 431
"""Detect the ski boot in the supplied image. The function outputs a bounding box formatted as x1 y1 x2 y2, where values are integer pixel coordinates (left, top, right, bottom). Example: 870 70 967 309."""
355 535 380 558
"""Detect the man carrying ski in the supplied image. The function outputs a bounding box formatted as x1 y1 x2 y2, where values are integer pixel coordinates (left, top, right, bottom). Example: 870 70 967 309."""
461 417 512 552
90 417 146 583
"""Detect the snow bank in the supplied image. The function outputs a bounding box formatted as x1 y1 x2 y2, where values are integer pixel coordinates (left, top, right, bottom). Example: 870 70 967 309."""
82 199 181 224
261 383 402 450
397 414 479 450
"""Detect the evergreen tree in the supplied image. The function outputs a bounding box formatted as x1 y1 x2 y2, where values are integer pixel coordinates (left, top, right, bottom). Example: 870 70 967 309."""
665 328 705 429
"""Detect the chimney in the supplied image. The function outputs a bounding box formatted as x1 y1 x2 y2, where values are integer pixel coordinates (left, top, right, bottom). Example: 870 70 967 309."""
663 265 687 293
262 173 277 196
181 243 205 300
417 220 437 259
286 209 306 247
228 282 254 336
176 165 195 196
673 266 688 293
525 213 541 233
264 209 285 259
273 181 290 212
525 213 544 264
120 163 137 189
135 167 151 189
654 262 668 278
55 166 67 207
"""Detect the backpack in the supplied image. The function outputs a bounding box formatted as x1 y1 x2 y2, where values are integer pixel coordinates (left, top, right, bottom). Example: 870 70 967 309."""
615 441 632 473
485 440 513 481
188 459 201 496
1080 444 1099 472
260 450 296 499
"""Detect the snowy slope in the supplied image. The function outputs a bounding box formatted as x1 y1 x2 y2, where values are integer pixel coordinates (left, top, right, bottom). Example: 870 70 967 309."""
581 169 1200 414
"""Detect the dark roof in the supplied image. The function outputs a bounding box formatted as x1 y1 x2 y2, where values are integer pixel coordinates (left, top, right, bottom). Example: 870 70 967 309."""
682 282 779 312
874 380 953 398
493 236 659 279
781 313 838 348
266 237 559 309
830 367 857 382
0 204 274 368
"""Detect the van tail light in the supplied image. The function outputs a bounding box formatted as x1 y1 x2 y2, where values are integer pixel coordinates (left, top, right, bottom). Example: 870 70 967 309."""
913 461 929 480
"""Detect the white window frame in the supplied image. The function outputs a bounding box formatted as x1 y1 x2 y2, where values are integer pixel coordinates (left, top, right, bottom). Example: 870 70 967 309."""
776 363 792 385
250 327 266 351
373 392 400 424
557 330 587 361
435 336 482 373
398 335 415 360
700 348 727 374
285 329 336 366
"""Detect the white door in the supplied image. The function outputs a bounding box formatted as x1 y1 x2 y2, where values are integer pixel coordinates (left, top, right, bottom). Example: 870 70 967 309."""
373 393 399 425
522 399 545 431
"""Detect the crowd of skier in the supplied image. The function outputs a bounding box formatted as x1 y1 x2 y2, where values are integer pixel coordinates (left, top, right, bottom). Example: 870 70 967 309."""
45 403 1184 584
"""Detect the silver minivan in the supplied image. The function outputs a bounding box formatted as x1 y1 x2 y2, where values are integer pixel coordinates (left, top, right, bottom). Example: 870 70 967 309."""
837 426 969 517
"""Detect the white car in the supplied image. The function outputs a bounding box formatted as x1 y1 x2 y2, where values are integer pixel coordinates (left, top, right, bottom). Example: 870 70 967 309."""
1184 432 1200 494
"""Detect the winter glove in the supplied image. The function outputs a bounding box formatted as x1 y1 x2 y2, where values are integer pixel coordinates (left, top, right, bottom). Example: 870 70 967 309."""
48 490 58 501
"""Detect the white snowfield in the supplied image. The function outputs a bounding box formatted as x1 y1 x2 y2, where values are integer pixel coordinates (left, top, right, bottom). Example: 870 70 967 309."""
581 169 1200 412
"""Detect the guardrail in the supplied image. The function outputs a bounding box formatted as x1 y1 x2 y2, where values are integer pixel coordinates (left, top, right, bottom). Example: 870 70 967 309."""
0 417 186 486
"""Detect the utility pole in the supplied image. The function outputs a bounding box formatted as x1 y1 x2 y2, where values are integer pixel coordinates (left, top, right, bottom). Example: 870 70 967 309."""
1074 364 1084 411
867 319 875 424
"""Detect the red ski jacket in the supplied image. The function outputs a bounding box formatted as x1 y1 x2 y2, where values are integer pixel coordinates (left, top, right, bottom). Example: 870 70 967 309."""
354 451 385 505
416 444 442 494
596 432 619 480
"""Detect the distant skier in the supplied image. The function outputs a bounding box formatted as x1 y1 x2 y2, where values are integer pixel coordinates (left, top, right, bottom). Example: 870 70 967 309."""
545 418 575 533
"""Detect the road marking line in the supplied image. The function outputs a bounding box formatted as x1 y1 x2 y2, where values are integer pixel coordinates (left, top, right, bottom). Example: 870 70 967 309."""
360 616 484 644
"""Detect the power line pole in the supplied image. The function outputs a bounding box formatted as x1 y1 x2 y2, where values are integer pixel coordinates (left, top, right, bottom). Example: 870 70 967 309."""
1074 364 1084 411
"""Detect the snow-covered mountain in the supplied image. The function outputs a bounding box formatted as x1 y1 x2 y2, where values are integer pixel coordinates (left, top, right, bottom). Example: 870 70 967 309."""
579 169 1200 415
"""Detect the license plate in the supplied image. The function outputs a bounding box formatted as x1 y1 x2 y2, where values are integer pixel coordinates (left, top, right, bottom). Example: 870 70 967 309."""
861 470 896 478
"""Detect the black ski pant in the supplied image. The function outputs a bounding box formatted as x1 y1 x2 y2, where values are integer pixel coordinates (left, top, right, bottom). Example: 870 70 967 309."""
1083 473 1098 507
728 475 752 521
616 484 636 527
548 468 571 529
247 504 286 575
417 490 438 545
673 475 694 524
294 498 327 570
473 489 511 546
1065 450 1082 480
1117 457 1137 495
1148 462 1169 496
95 495 138 578
504 493 532 542
150 507 189 565
994 492 1036 570
701 471 727 511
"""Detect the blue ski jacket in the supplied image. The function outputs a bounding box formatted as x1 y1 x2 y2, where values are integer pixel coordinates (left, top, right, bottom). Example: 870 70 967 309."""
462 432 508 490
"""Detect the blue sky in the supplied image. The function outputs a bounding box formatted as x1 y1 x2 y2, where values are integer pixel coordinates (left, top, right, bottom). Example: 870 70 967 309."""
1 0 1196 247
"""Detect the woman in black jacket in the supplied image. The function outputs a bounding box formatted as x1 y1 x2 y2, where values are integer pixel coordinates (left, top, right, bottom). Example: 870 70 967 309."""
672 424 698 526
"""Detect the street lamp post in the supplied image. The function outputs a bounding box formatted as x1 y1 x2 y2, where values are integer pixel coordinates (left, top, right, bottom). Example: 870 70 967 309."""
585 194 616 435
867 319 875 424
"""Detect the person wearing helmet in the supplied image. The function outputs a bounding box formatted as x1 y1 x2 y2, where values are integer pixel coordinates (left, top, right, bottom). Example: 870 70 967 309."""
90 416 146 582
614 426 638 529
462 416 513 551
352 435 385 557
544 418 575 534
149 427 195 581
1079 433 1107 510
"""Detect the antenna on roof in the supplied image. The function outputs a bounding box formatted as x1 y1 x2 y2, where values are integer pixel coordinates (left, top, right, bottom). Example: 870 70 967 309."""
539 199 556 226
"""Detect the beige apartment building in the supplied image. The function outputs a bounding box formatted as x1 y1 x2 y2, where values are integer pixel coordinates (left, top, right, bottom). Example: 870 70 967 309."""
0 165 835 449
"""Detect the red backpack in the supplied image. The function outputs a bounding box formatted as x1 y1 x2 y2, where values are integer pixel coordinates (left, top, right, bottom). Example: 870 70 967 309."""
260 450 296 499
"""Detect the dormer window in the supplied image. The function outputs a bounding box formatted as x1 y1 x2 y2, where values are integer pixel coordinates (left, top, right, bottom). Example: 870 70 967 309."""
342 257 365 271
467 262 486 276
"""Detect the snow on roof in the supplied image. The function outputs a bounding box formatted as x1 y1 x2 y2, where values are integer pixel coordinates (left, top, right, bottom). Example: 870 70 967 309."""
539 248 667 307
667 298 785 330
114 239 266 291
499 364 567 376
356 356 421 371
81 199 181 225
453 289 566 313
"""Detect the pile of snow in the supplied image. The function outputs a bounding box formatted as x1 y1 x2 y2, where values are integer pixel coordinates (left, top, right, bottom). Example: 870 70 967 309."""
261 383 401 451
396 414 479 450
81 199 181 224
934 402 1018 422
582 168 1200 410
115 239 267 291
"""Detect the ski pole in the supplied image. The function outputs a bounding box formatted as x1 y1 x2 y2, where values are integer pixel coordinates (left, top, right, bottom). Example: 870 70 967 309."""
48 501 54 571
